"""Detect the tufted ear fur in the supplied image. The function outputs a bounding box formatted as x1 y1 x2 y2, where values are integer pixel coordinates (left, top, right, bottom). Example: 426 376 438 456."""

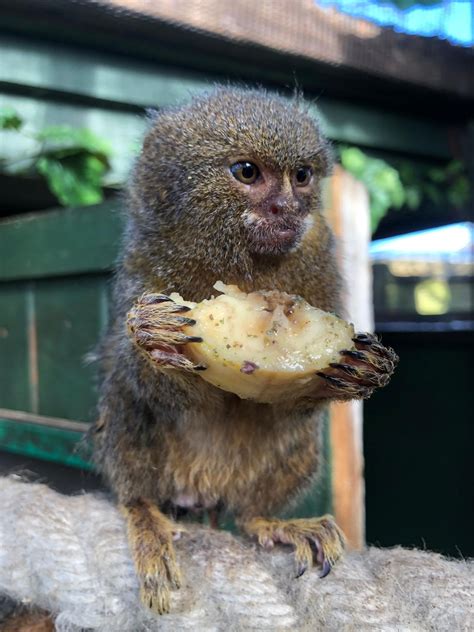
145 107 160 124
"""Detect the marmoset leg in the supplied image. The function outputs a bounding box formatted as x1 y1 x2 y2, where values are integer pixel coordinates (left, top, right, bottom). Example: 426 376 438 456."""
239 515 346 578
127 293 205 372
315 333 398 400
121 498 184 614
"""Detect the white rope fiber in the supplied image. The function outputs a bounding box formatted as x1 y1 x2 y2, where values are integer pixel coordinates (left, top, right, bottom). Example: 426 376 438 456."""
0 476 472 631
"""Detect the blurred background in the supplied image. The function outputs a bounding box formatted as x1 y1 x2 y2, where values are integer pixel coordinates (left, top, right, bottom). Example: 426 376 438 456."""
0 0 472 558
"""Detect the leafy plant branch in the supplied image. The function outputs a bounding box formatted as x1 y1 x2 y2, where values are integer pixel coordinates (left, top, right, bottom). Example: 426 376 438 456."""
338 146 470 234
0 106 112 207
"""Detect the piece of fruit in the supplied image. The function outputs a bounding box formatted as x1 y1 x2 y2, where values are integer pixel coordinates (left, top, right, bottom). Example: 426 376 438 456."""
169 282 355 403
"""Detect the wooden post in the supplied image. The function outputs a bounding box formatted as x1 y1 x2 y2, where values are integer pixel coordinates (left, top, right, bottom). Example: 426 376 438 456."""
324 166 373 549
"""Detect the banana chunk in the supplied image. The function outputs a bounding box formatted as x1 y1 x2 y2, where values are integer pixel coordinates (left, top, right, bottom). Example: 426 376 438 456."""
170 282 355 403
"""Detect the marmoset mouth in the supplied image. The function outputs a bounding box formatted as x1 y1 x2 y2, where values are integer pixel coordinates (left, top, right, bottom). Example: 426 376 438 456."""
246 220 302 255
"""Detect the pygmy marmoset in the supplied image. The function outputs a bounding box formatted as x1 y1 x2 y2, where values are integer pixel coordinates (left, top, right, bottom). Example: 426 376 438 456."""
93 87 398 614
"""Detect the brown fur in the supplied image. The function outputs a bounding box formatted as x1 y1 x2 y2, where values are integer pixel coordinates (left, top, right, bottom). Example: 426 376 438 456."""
93 87 396 613
121 499 182 613
0 609 54 632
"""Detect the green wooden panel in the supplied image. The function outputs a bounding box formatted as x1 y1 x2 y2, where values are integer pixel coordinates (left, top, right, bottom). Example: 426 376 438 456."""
0 34 453 159
0 285 30 410
286 411 333 518
314 100 451 159
0 33 206 110
0 200 123 281
0 419 91 469
35 275 110 421
364 331 473 557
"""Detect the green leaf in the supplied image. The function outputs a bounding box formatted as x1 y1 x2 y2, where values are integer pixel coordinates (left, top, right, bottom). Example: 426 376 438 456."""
424 182 443 205
405 186 422 210
427 167 446 183
445 160 464 176
447 176 470 207
339 147 367 178
339 146 406 233
32 126 111 205
35 126 112 159
0 106 23 130
35 153 107 207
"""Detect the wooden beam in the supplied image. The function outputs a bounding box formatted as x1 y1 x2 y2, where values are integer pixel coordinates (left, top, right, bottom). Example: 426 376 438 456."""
0 408 89 433
0 34 453 158
0 418 91 469
0 199 122 281
324 166 373 549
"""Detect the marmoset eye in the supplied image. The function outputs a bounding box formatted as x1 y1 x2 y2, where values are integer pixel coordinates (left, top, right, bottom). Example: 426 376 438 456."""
230 161 260 184
295 166 313 187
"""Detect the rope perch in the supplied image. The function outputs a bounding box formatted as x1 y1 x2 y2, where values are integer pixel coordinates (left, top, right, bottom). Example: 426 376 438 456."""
0 477 472 631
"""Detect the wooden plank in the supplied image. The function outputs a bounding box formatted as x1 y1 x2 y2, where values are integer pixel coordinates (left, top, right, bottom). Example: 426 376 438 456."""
0 200 123 281
289 410 333 519
313 100 450 159
0 285 30 411
26 283 39 413
0 34 452 158
324 166 373 549
0 418 91 469
34 275 109 422
0 33 207 109
0 408 89 433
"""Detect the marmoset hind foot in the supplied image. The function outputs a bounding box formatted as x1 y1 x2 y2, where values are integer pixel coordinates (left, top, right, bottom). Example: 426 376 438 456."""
121 498 184 614
127 293 206 372
241 515 346 578
316 332 399 400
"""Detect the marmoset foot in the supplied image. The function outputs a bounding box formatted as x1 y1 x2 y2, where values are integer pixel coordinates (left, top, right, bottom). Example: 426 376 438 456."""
127 293 206 372
241 515 346 578
316 332 398 400
121 498 185 614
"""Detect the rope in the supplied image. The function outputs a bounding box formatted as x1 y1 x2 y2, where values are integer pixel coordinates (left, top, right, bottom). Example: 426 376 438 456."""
0 477 472 631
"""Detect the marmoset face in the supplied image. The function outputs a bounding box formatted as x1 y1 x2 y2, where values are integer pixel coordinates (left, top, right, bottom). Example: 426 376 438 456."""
228 157 317 255
133 88 331 262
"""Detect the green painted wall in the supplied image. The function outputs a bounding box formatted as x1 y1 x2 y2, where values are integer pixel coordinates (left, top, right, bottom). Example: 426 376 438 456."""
364 330 473 558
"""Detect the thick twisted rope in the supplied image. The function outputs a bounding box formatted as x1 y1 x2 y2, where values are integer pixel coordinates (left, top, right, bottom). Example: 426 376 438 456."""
0 477 472 631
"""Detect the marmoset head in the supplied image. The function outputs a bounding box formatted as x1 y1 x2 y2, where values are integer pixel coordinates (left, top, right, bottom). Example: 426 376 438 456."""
130 87 332 267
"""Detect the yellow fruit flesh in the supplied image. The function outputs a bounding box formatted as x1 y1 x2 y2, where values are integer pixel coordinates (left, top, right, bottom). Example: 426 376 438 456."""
170 282 355 403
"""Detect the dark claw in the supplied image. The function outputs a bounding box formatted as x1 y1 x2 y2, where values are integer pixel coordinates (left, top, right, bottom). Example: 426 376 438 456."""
141 294 172 304
340 349 367 361
176 317 196 326
173 304 192 313
194 364 207 371
319 559 332 579
186 336 203 343
316 372 349 388
353 333 379 345
329 362 358 376
295 561 308 579
353 333 372 342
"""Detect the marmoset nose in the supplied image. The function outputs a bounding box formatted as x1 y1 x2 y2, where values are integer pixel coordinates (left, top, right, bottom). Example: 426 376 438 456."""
265 195 294 217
